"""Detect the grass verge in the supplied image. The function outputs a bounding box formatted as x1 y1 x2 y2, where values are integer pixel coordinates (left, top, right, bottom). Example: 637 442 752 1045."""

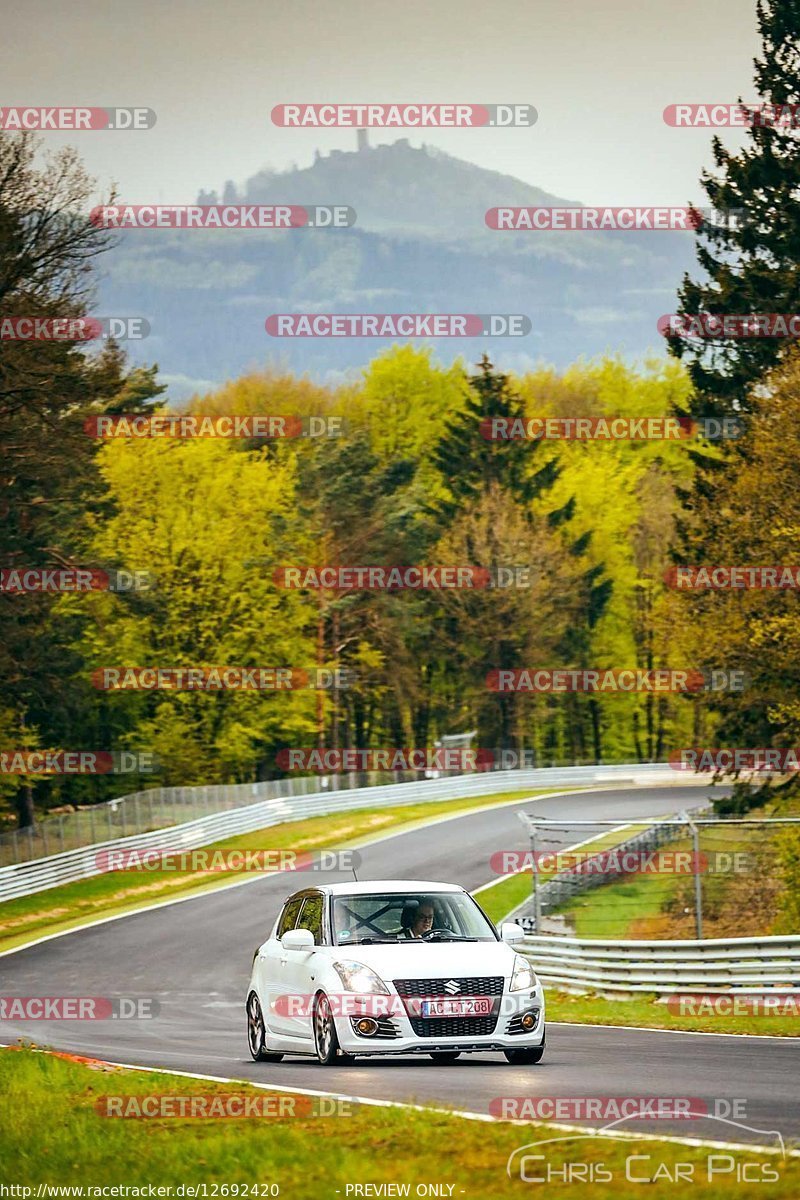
1 1047 795 1196
547 990 800 1037
0 788 556 955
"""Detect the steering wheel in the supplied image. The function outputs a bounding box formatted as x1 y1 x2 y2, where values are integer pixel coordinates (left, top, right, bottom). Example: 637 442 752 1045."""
421 927 454 939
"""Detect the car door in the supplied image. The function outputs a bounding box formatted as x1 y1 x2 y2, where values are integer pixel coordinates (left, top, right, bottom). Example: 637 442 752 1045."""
281 891 326 1042
258 893 304 1038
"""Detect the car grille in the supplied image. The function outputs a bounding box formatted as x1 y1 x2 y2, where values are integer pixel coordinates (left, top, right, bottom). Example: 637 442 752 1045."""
393 976 505 997
408 1013 499 1037
393 977 504 1038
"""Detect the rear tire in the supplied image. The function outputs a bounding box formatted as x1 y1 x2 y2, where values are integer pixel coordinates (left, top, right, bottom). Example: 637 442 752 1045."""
504 1039 545 1065
429 1052 461 1063
247 992 283 1062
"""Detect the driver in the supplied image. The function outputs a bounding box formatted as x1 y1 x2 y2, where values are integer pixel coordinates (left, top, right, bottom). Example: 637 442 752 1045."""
399 898 435 939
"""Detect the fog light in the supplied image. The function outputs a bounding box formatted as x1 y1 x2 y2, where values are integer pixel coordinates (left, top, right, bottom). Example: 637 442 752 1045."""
355 1017 378 1036
521 1011 537 1030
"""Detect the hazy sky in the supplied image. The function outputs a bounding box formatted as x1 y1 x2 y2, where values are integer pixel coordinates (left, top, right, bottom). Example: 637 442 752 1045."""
2 0 761 204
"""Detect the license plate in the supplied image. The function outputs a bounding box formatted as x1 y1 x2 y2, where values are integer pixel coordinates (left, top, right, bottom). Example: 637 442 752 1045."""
420 997 492 1018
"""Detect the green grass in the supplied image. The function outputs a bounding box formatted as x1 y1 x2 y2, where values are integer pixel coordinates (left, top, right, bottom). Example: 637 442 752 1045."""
1 1048 795 1196
563 873 675 939
547 990 800 1037
0 788 558 954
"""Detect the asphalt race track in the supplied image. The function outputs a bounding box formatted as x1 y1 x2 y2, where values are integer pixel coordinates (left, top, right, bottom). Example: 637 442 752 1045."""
2 784 798 1149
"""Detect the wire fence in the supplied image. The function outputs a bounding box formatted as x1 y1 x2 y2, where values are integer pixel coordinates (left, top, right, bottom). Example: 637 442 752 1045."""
0 777 322 869
0 761 677 873
507 814 800 941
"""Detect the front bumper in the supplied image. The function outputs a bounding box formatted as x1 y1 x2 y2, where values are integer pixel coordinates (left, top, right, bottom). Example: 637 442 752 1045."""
334 986 545 1055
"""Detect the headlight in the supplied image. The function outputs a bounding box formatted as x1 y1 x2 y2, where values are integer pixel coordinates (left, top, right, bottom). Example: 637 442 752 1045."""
332 960 390 994
510 954 537 992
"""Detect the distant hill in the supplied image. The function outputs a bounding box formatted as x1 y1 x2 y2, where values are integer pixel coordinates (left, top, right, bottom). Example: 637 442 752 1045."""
211 136 580 238
97 139 696 397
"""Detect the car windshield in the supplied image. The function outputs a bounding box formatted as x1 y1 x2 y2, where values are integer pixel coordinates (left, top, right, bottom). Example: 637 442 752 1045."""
331 891 497 946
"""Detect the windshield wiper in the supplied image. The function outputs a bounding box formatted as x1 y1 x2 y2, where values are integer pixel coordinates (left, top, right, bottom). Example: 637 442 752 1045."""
424 933 482 942
346 937 397 945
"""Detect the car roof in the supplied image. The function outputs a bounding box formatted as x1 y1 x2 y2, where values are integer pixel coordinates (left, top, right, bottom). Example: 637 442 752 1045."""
289 880 465 897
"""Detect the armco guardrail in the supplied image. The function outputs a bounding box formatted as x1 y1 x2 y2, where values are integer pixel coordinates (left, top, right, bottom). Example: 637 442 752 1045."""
0 760 667 869
0 763 678 902
519 933 800 996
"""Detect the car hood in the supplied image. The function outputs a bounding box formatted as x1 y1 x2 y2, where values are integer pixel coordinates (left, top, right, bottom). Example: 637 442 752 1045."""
327 939 517 982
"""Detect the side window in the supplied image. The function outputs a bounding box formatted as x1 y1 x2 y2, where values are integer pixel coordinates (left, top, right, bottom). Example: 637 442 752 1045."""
276 896 303 938
297 894 324 945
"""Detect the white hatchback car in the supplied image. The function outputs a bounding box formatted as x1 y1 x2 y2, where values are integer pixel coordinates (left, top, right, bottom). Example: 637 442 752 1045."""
246 880 545 1065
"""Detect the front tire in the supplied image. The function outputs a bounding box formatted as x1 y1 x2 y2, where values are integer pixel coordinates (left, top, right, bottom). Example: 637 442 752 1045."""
247 991 283 1062
313 992 352 1065
504 1038 545 1065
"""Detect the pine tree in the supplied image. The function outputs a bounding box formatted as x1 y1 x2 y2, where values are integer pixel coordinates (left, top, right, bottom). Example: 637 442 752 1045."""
668 0 800 420
430 354 558 519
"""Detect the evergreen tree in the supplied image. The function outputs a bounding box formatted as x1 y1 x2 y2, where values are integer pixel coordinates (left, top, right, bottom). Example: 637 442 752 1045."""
430 354 558 519
668 0 800 420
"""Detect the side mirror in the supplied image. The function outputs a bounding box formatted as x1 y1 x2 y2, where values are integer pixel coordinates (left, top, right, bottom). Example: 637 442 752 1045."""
500 921 525 945
281 927 315 951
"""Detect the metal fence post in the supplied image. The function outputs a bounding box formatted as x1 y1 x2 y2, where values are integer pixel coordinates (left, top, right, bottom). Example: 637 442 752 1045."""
683 811 703 939
531 826 541 933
